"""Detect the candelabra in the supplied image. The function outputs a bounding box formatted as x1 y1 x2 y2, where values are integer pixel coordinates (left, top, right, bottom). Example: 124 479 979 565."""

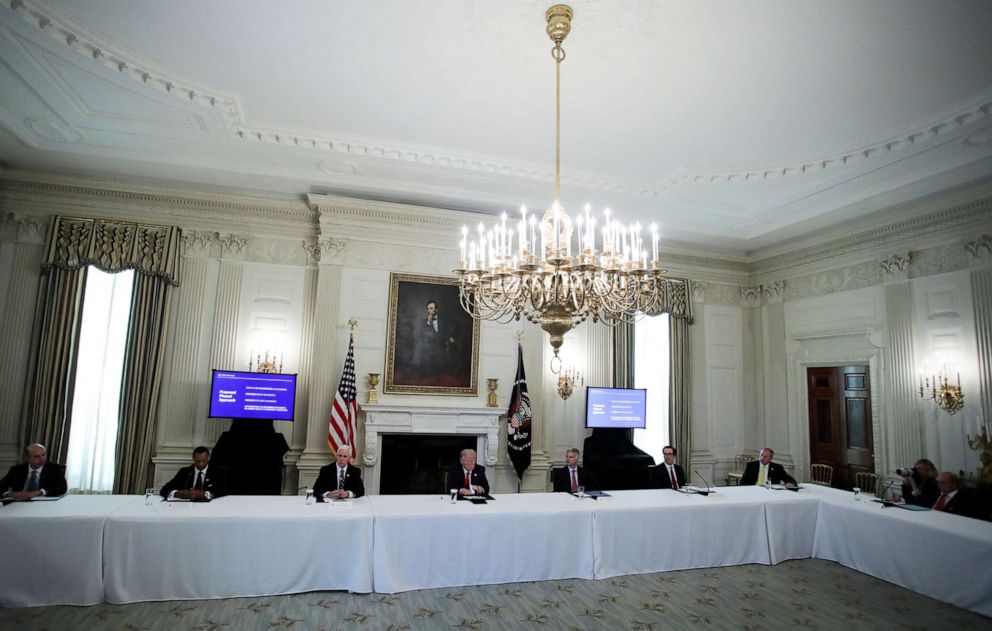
249 351 283 374
918 364 963 415
967 424 991 482
557 366 583 401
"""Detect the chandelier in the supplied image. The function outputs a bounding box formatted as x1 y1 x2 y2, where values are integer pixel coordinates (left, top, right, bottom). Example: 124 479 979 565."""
454 5 667 368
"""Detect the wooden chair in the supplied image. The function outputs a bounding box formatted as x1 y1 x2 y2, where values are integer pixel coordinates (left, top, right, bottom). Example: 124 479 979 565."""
854 471 879 496
725 454 751 486
809 463 834 486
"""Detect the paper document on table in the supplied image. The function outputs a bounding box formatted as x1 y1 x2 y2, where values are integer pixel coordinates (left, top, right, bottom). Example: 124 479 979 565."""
29 494 65 501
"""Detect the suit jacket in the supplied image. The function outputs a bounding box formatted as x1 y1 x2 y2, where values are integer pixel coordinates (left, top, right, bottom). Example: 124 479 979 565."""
160 464 230 499
446 463 490 496
313 464 365 500
653 463 687 490
902 476 940 508
0 462 68 497
740 460 797 486
934 490 978 518
552 466 599 493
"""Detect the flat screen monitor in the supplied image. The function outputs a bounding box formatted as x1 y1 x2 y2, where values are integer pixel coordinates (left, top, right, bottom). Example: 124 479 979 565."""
585 387 647 429
208 369 298 421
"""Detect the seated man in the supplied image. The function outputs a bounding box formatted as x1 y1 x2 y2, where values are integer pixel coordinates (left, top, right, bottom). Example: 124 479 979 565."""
160 446 229 501
740 447 797 488
313 445 364 500
0 443 67 501
653 445 687 490
896 458 939 507
552 447 599 493
932 471 977 517
446 448 490 497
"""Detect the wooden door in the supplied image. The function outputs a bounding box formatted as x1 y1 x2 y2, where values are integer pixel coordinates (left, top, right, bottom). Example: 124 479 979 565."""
807 366 874 489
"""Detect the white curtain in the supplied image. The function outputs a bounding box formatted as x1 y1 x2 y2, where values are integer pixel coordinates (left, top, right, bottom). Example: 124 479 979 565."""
66 268 134 492
634 313 671 464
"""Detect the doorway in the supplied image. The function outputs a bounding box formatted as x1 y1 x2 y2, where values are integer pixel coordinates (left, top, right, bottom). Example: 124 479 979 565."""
807 366 874 489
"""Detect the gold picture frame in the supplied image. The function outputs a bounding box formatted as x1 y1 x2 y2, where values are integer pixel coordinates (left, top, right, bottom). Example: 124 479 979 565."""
384 273 480 395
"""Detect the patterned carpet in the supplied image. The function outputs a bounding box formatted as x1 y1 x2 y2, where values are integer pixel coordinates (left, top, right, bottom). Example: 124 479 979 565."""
2 559 988 631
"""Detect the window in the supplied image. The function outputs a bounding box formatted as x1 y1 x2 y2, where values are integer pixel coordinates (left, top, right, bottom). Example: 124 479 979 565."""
65 268 135 492
633 313 670 464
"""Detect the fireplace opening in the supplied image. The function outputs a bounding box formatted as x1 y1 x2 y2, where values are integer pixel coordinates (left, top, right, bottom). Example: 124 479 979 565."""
379 434 479 494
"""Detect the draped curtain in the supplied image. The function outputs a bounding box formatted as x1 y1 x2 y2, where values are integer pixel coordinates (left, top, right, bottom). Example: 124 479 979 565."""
23 216 181 493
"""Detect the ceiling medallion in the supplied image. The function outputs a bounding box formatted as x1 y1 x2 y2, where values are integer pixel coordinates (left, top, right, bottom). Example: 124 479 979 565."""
454 5 668 371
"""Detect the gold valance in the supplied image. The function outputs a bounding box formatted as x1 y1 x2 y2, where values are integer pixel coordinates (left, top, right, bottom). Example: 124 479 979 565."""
42 216 182 286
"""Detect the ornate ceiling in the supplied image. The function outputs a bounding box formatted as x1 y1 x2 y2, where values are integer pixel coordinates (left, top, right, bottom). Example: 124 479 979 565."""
0 0 990 256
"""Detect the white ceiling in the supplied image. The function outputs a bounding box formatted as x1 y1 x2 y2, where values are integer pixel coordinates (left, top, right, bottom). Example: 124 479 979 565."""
1 0 991 256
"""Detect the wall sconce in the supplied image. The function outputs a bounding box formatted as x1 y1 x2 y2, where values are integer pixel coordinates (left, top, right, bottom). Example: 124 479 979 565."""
918 362 963 415
557 366 583 401
249 350 283 374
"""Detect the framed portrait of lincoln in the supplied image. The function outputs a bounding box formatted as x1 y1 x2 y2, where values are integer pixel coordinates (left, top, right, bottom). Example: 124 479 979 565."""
384 273 480 395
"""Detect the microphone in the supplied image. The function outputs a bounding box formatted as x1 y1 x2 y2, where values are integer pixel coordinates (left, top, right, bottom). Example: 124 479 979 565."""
693 470 715 496
874 479 898 506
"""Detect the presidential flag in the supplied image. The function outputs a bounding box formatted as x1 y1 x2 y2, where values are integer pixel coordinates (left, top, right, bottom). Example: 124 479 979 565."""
328 334 358 459
506 342 532 478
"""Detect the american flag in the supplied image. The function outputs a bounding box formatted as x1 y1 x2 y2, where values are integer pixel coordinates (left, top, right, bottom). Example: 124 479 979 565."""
328 334 358 458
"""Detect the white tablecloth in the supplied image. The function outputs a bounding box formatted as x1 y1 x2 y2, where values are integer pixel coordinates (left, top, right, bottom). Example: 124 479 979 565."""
808 485 992 618
0 495 135 607
102 495 374 603
591 488 774 578
368 493 596 593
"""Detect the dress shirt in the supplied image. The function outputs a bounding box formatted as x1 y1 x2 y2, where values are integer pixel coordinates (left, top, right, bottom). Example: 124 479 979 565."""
25 466 46 495
167 466 212 500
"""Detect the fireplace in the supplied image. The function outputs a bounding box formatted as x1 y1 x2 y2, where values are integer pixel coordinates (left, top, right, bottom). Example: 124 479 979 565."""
361 405 503 495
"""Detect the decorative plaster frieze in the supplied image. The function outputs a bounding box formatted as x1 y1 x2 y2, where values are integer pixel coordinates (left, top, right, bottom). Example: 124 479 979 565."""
181 230 214 257
879 253 911 280
254 238 309 266
302 240 321 265
690 280 707 303
217 233 248 259
965 234 992 265
784 261 880 301
762 281 785 304
740 286 762 308
318 238 348 264
13 213 47 244
703 283 741 306
912 244 968 277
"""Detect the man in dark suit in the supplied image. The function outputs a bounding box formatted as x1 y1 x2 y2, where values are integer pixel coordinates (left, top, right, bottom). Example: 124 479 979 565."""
895 458 940 507
0 443 67 500
932 471 978 517
313 445 364 500
552 448 599 493
740 447 797 487
653 445 687 490
160 446 229 501
446 448 490 497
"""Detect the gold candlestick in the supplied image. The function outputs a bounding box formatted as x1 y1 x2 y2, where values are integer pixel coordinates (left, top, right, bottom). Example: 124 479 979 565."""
487 378 499 407
367 373 380 404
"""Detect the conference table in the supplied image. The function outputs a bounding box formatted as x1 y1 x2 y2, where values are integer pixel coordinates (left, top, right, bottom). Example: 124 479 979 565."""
2 487 989 617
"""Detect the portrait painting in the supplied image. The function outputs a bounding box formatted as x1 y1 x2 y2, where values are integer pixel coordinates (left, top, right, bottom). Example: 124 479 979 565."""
384 273 480 395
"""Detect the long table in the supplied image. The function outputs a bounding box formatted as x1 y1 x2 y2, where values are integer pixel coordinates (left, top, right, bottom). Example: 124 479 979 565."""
2 487 990 616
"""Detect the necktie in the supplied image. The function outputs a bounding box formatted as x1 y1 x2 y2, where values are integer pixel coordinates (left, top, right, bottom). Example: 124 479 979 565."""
669 466 678 490
26 470 39 491
570 468 578 493
464 471 470 487
195 471 204 491
757 465 767 486
338 468 346 490
933 493 949 511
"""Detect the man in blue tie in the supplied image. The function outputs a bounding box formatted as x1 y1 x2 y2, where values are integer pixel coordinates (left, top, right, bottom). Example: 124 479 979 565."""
314 445 365 501
0 443 67 501
160 446 229 501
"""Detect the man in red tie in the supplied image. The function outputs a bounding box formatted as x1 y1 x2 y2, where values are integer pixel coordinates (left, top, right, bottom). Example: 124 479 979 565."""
552 448 599 493
446 449 490 497
654 445 686 490
931 471 978 518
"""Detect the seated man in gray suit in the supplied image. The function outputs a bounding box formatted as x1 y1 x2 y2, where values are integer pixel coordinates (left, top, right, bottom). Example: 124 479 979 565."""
0 443 67 501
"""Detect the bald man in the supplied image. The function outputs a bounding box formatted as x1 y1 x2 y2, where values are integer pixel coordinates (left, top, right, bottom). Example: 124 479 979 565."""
0 444 68 501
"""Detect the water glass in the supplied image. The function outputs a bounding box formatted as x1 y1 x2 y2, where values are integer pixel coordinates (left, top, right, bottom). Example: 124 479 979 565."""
305 488 314 505
144 488 155 506
852 487 861 502
449 488 458 504
576 485 585 497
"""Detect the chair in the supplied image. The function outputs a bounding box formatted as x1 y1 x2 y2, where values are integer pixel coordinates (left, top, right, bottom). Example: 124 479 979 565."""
809 463 834 486
855 471 879 496
725 454 751 486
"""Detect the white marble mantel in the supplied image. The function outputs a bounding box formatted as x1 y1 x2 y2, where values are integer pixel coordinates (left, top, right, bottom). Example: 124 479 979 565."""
360 404 503 494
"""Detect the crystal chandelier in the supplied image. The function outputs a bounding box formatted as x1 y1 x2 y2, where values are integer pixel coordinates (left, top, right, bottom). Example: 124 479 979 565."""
454 5 667 368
